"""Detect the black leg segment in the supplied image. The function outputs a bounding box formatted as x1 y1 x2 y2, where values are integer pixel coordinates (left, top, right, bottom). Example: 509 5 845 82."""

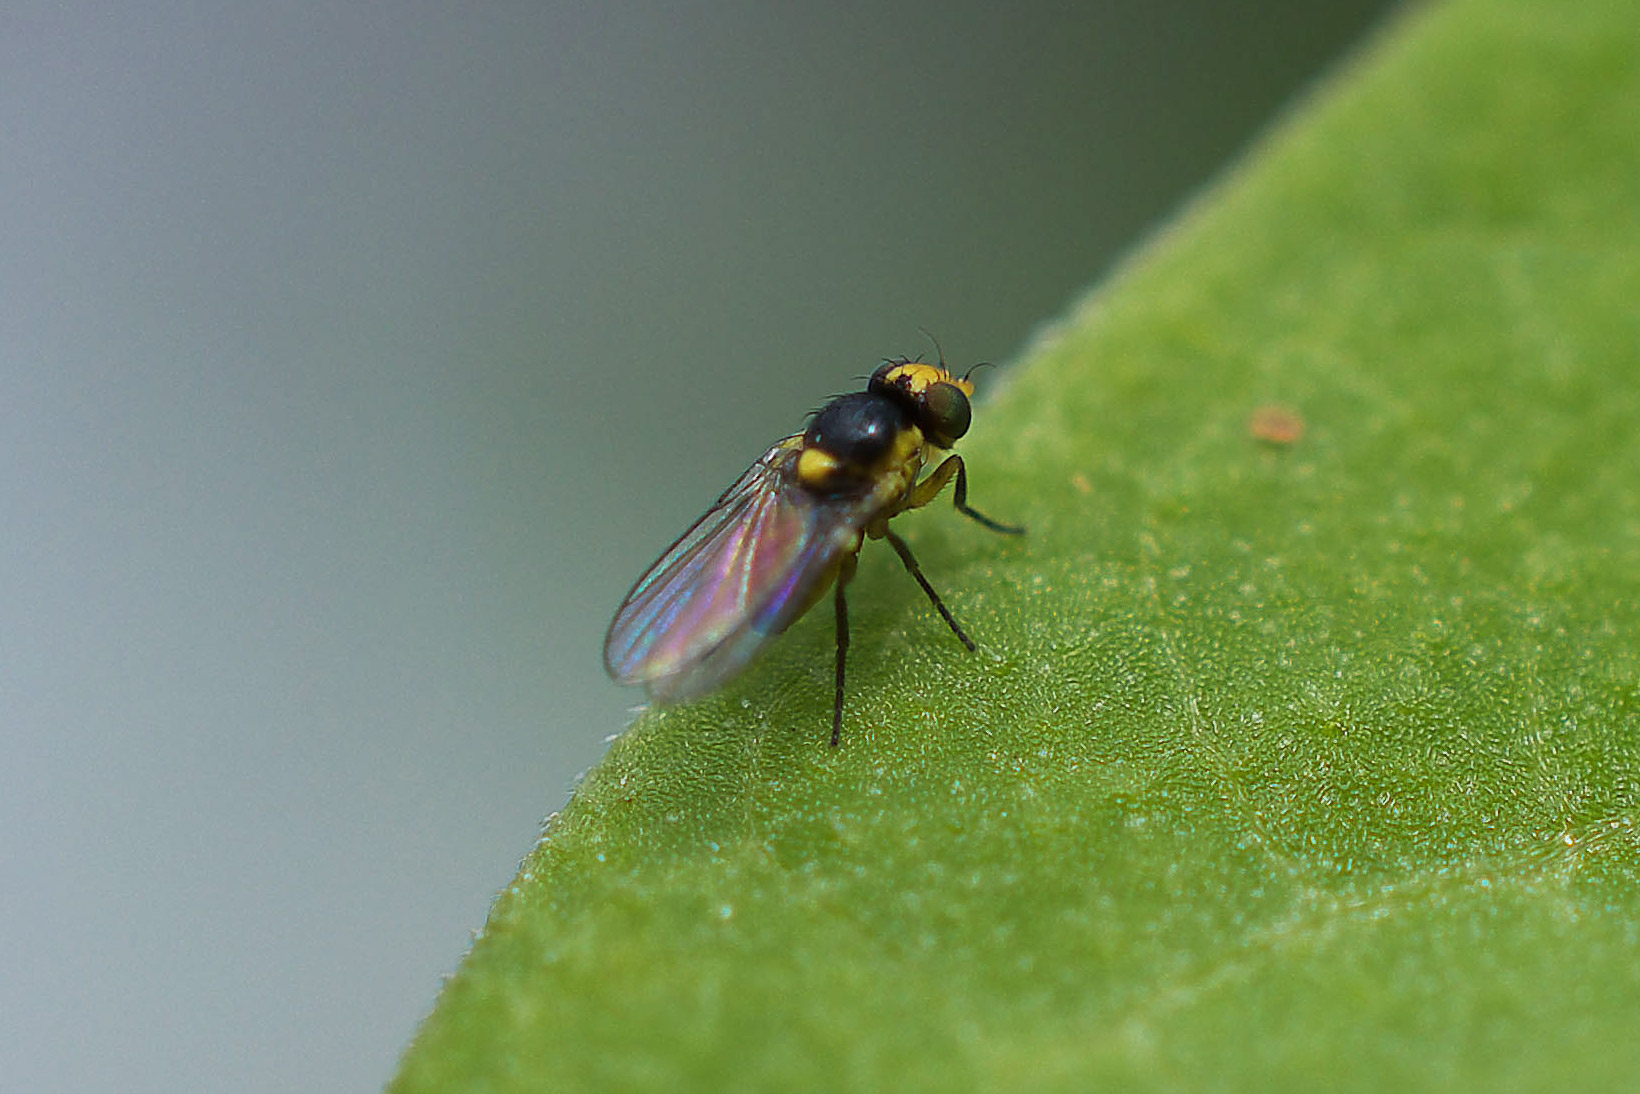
884 528 977 652
832 558 853 747
951 457 1025 536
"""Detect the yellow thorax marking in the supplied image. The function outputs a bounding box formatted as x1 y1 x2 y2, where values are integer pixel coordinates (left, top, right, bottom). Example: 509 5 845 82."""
796 424 925 490
797 446 841 486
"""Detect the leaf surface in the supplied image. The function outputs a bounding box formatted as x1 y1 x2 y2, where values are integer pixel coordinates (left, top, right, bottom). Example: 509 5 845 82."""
394 1 1640 1088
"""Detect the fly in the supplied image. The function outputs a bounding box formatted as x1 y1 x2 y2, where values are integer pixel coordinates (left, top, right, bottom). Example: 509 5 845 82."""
603 348 1023 746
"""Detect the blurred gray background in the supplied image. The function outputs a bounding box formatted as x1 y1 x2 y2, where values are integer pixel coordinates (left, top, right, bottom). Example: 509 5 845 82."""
1 1 1392 1089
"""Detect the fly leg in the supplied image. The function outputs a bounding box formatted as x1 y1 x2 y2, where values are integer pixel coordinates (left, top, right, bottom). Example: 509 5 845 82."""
831 552 857 747
904 455 1025 535
884 528 976 652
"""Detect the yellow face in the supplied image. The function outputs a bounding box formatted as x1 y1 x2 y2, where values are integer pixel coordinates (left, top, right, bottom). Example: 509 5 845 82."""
874 360 976 399
869 358 976 450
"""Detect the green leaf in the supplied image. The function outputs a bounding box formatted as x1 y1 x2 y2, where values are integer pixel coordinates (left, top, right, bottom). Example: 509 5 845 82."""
393 0 1640 1088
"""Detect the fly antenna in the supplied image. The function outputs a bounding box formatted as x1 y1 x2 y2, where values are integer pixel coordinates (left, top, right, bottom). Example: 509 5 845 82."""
916 327 946 370
962 361 994 383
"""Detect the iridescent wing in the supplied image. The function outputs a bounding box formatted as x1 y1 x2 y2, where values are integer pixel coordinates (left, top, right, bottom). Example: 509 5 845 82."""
603 436 864 703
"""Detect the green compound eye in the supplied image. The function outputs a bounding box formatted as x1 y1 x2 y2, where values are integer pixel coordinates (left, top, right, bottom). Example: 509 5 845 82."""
921 380 971 446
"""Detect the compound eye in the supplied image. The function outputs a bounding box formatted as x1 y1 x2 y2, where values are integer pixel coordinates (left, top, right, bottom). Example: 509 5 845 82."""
922 381 971 445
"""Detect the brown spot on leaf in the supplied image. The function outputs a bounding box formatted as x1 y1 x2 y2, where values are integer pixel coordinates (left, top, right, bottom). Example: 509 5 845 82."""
1249 404 1306 446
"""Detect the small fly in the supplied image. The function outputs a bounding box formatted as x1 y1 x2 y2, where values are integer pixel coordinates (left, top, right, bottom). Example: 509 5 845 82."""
604 348 1023 746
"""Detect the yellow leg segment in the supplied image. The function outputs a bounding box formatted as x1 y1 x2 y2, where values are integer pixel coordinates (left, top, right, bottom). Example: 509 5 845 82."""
904 455 1025 535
